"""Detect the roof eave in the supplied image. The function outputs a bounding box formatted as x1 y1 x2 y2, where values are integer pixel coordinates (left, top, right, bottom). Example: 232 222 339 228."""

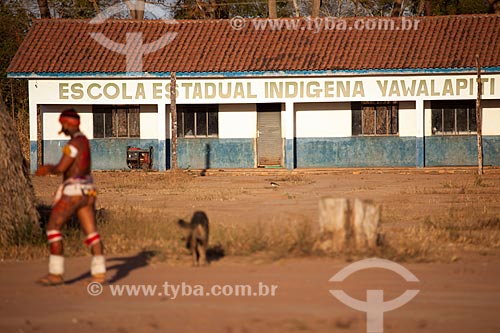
8 67 500 79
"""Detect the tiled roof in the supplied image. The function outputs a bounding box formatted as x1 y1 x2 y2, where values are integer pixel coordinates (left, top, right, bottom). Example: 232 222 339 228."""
7 15 500 77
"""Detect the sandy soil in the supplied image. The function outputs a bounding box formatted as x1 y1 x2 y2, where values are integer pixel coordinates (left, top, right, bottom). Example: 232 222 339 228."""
2 168 500 333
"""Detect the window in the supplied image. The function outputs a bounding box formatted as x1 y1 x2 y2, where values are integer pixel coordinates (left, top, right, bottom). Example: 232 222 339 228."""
177 105 218 138
93 105 140 138
431 100 476 135
352 102 398 136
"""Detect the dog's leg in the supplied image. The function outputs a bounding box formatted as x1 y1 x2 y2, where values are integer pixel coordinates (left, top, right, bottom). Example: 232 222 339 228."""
190 235 199 266
198 241 208 266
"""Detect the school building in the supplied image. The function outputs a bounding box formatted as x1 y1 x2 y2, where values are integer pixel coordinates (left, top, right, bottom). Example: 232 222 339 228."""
7 14 500 171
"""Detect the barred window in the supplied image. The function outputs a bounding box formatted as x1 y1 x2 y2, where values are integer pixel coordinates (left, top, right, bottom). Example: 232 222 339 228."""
352 102 398 136
431 100 476 135
93 105 140 138
177 105 218 138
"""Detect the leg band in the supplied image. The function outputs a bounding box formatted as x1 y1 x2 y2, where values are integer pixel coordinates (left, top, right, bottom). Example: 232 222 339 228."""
48 255 64 275
47 230 63 244
91 255 106 275
85 232 101 247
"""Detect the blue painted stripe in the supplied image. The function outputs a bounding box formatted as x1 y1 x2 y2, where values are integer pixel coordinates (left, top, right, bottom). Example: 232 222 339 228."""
425 136 500 167
43 139 160 170
8 66 500 79
416 137 425 168
295 137 417 168
284 138 295 170
157 139 167 171
177 138 254 169
36 136 500 170
30 141 37 173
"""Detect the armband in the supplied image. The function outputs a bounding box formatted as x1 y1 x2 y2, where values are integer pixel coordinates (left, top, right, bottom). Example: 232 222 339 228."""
62 144 78 158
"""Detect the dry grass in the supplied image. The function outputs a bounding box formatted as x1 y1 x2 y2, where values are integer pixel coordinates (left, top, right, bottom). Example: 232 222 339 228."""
3 203 498 263
0 207 318 262
265 173 314 185
5 169 500 263
381 207 500 262
97 169 194 190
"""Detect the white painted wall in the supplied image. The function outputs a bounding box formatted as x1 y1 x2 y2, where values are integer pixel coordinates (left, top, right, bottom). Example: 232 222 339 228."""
42 105 93 140
399 101 417 137
218 104 257 139
29 75 500 106
42 104 160 140
295 102 351 138
424 101 433 137
483 100 500 136
140 105 158 139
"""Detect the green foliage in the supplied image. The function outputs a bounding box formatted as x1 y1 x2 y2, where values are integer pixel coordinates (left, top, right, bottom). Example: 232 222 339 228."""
429 0 490 15
0 2 30 162
0 2 30 97
52 0 98 18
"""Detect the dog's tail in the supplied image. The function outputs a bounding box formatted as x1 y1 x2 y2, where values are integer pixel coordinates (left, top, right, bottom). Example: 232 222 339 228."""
178 219 194 229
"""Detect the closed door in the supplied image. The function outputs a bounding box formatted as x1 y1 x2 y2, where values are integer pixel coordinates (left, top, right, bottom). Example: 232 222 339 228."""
257 103 282 166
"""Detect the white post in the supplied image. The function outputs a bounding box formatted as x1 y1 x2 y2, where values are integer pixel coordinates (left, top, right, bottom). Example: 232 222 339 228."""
29 80 39 173
284 101 295 169
157 103 166 171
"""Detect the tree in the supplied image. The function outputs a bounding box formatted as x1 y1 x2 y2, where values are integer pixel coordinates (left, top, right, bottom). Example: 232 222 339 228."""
490 0 500 13
311 0 321 17
36 0 50 17
269 0 277 18
0 4 40 239
391 0 402 16
173 0 293 19
0 1 32 157
53 0 97 18
416 0 491 15
126 0 145 19
0 89 40 246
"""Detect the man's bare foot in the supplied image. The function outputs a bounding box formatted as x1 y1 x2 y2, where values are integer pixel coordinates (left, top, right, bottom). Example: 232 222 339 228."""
89 273 106 284
37 274 64 286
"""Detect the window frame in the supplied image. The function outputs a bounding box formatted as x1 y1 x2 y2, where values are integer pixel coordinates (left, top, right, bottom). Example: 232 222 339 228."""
93 105 140 139
177 104 219 138
351 101 399 136
431 100 477 136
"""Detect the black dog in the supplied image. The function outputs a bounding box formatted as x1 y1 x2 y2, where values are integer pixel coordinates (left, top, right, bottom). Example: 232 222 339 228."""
178 211 209 266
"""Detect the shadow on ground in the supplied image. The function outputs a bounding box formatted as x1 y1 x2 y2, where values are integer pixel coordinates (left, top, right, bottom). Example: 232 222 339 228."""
65 250 156 285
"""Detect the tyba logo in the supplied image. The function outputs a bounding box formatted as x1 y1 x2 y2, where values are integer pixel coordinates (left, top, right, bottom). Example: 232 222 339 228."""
89 2 178 74
329 258 420 333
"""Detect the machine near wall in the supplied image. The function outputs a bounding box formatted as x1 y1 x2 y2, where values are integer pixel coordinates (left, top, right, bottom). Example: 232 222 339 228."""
126 146 153 170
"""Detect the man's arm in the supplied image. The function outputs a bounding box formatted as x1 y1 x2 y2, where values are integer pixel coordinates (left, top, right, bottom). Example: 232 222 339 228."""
35 144 76 176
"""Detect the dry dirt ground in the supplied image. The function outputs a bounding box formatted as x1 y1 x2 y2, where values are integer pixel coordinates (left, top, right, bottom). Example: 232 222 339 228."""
2 168 500 333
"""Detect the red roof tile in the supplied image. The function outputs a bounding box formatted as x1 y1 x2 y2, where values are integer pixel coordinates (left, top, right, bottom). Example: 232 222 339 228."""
7 15 500 76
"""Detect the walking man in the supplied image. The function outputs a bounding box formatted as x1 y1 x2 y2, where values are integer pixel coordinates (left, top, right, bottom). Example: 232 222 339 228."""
36 108 105 285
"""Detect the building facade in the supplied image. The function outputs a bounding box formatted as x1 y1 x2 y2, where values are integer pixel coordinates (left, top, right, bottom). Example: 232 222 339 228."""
8 15 500 171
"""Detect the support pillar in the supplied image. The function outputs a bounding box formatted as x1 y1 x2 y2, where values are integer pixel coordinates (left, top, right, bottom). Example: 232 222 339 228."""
157 103 167 171
29 81 39 173
415 99 425 168
284 101 295 169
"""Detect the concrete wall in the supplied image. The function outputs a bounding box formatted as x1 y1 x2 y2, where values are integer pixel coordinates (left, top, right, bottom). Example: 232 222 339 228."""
177 138 255 169
31 76 500 171
295 137 417 168
40 105 161 170
424 99 500 166
295 102 351 138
